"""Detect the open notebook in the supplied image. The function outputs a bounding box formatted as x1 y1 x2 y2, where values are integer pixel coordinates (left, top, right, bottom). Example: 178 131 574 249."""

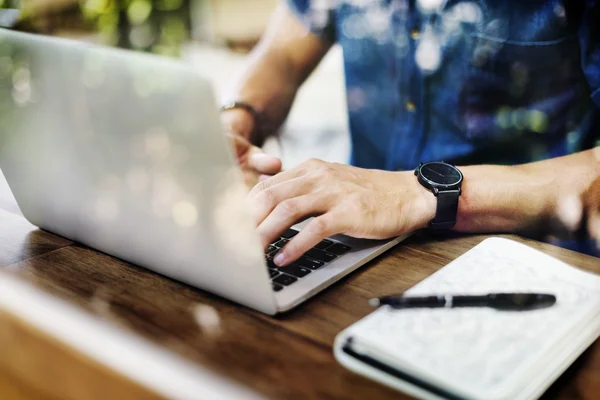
334 238 600 400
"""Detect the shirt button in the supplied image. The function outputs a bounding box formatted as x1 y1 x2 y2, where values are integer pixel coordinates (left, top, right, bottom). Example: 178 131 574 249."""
405 100 416 112
410 28 420 40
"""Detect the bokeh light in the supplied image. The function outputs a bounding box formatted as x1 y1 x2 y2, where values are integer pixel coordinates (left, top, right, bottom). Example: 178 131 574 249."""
417 0 443 13
341 13 368 40
80 0 113 19
11 65 32 106
415 25 441 73
151 173 184 218
129 23 155 49
156 0 183 12
347 86 366 112
172 200 198 228
145 127 172 161
451 2 482 24
192 304 221 337
127 0 153 26
126 166 150 193
528 110 549 134
556 195 584 233
12 66 30 92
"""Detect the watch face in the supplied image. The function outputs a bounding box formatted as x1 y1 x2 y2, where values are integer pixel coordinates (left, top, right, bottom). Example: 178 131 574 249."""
420 162 462 186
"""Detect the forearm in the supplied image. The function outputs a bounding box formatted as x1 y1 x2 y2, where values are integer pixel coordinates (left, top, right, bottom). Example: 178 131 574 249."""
222 4 331 143
455 148 600 234
222 47 300 141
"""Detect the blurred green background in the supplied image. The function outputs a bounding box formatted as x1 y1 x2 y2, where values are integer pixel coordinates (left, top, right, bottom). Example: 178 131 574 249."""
0 0 278 56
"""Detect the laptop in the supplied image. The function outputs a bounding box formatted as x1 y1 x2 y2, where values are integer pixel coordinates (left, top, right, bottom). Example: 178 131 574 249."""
0 29 409 315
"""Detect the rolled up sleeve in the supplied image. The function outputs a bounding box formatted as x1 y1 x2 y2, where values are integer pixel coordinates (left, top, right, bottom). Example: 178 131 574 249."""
286 0 337 42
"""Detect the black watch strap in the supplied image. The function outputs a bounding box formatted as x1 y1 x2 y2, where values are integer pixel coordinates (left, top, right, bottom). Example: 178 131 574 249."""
429 189 460 230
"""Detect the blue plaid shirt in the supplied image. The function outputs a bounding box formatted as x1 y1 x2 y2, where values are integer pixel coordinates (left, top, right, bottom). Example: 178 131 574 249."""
288 0 600 170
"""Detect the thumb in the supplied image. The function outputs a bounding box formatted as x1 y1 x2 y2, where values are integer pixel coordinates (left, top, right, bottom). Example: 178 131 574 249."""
226 133 252 159
248 150 282 175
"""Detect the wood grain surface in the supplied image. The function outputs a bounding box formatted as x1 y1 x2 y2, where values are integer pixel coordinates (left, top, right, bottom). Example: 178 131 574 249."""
0 209 71 267
0 306 163 400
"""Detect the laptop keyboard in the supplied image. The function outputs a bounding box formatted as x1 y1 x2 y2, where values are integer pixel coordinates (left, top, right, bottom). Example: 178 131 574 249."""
266 229 352 292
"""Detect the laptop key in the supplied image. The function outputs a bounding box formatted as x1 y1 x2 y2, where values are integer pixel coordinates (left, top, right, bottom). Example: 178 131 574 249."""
272 283 284 292
327 243 352 256
268 268 280 279
281 229 299 239
273 274 298 286
295 257 325 270
265 245 277 254
305 248 337 263
274 239 289 248
314 239 333 250
270 236 284 245
278 265 311 278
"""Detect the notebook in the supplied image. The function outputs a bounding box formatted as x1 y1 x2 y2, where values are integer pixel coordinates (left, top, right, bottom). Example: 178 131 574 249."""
334 237 600 400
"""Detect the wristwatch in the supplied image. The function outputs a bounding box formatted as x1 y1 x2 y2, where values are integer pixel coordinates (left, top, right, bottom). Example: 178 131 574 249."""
414 161 463 230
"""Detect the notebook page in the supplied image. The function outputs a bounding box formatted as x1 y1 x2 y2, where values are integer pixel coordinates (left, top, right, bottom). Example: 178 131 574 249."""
349 238 600 399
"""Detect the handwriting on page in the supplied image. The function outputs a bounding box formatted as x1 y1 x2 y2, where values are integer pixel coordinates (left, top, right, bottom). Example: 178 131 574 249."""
352 238 600 396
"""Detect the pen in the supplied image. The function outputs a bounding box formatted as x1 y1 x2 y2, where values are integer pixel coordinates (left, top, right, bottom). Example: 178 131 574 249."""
369 293 557 311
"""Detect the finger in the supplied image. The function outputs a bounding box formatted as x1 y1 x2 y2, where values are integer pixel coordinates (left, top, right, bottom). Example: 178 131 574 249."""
251 176 315 226
257 193 330 250
259 174 270 182
247 148 282 175
248 169 304 200
226 133 252 160
242 169 260 190
273 213 339 267
249 158 324 196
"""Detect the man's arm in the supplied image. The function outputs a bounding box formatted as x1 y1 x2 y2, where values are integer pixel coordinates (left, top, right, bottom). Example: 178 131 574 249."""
248 149 600 266
457 148 600 234
221 3 333 143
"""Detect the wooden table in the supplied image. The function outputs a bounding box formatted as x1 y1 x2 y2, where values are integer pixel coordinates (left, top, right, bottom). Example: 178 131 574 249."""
0 172 599 400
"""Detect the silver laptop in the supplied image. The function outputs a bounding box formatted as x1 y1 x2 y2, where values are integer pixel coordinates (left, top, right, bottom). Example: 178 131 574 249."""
0 29 409 314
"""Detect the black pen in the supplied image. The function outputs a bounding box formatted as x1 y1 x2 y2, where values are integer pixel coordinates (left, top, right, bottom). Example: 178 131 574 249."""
369 293 557 311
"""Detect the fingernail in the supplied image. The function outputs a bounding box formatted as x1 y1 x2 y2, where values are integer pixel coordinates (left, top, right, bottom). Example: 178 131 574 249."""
274 252 286 266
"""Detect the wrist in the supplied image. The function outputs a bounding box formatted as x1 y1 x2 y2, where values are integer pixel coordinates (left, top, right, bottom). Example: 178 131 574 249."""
220 108 256 141
417 180 437 229
412 162 463 230
398 171 436 230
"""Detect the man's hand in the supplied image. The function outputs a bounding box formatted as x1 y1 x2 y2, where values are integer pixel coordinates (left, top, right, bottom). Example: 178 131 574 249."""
221 108 282 188
248 158 436 266
229 133 281 188
217 0 332 189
